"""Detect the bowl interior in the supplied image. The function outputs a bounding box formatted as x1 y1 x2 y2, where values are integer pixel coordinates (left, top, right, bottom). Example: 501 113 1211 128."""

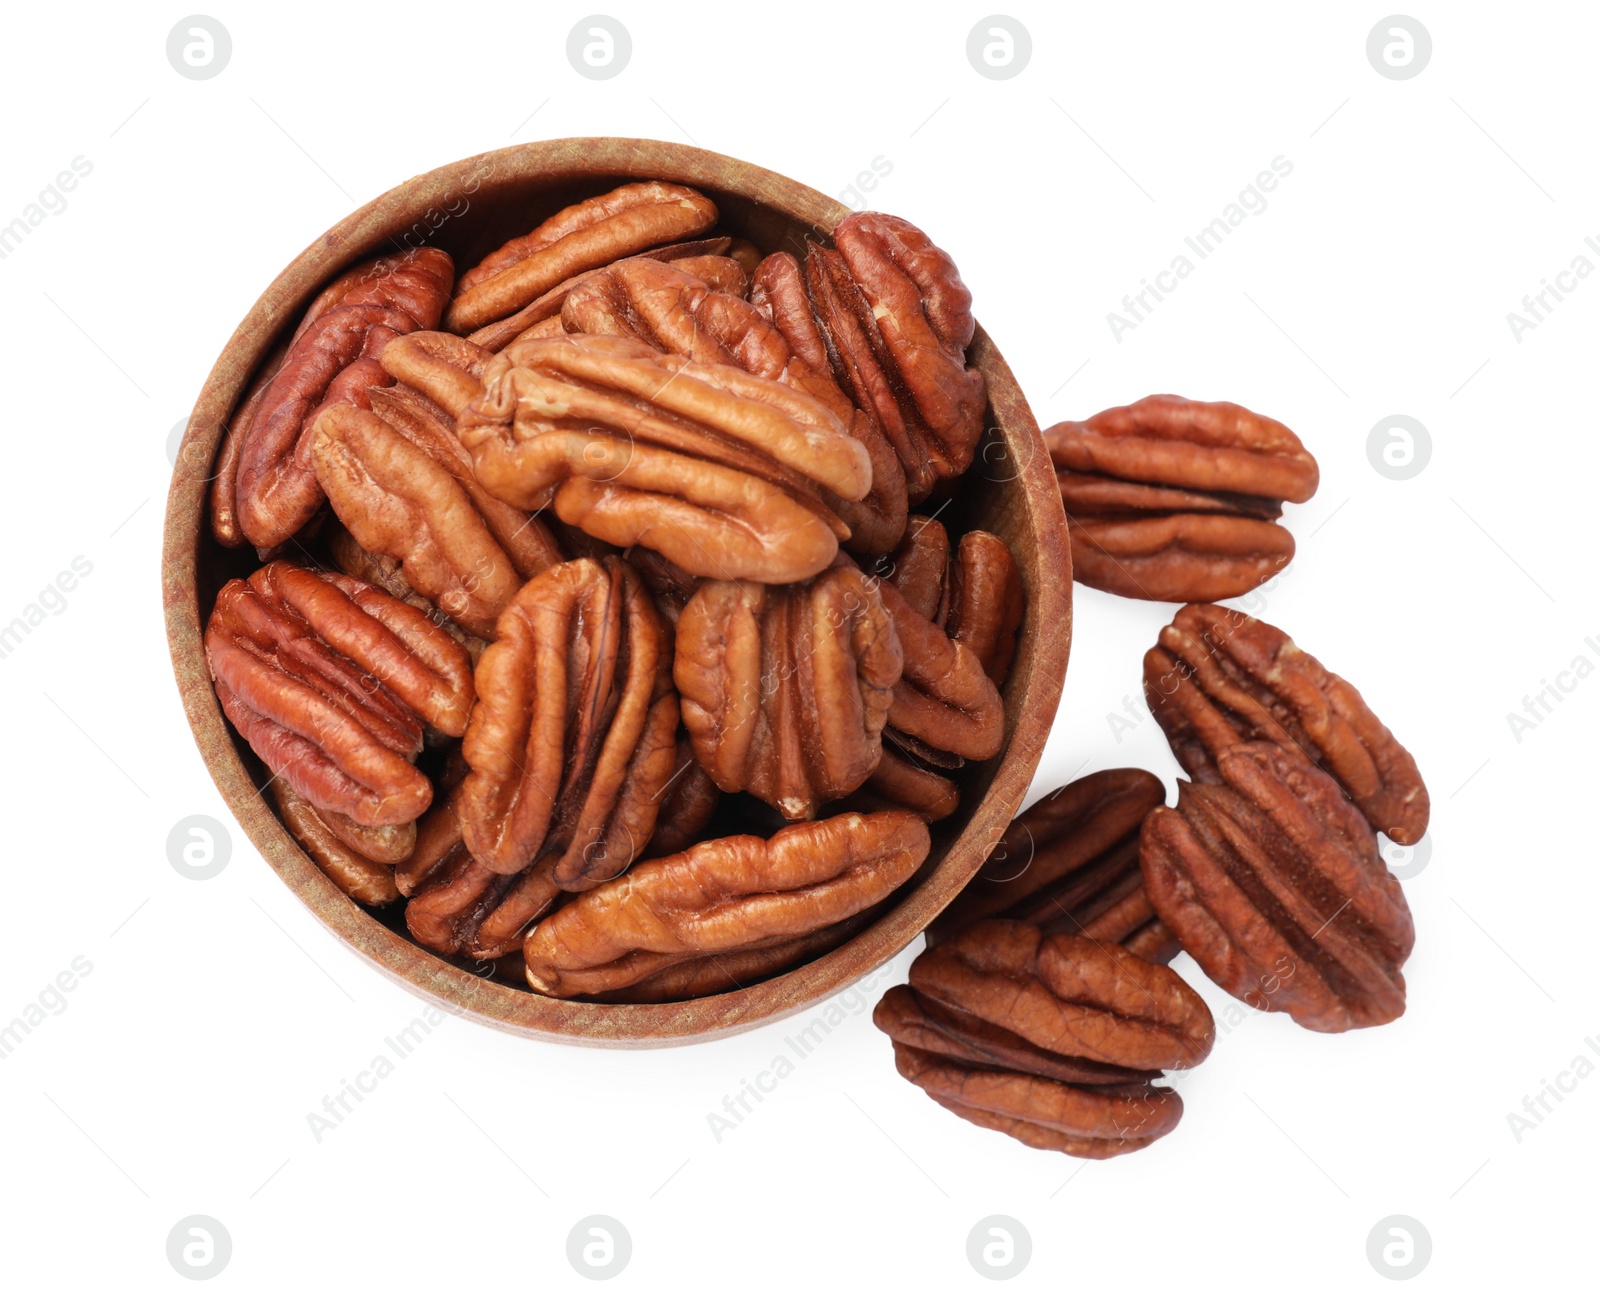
163 138 1071 1046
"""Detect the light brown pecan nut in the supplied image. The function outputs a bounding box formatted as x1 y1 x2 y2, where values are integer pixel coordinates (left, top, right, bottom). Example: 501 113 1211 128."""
1145 603 1429 844
1141 742 1416 1032
458 557 680 885
232 248 454 551
406 850 564 960
560 255 910 556
933 769 1171 959
270 781 402 905
522 810 930 997
463 237 737 352
205 561 473 826
586 913 871 1003
446 182 718 333
1047 394 1318 601
674 565 904 820
874 919 1210 1158
850 746 961 822
210 341 287 548
873 571 1004 761
643 733 720 858
309 405 525 639
804 214 986 500
386 330 872 583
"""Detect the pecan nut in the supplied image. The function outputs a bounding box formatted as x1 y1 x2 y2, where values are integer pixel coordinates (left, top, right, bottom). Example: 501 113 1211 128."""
270 781 402 906
1144 603 1429 844
232 248 454 550
522 810 930 997
643 734 720 857
205 561 473 825
674 564 904 820
446 181 719 334
1141 742 1416 1031
385 330 873 583
458 557 680 885
806 214 986 500
1047 394 1319 601
561 255 908 557
874 920 1212 1157
934 769 1176 962
406 850 564 960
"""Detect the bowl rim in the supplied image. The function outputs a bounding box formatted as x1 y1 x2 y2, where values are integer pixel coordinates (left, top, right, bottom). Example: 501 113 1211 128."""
161 136 1071 1047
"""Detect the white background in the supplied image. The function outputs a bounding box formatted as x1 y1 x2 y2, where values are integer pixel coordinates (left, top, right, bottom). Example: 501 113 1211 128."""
0 1 1593 1290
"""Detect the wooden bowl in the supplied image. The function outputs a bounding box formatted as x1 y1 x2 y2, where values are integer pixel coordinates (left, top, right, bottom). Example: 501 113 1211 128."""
161 138 1071 1046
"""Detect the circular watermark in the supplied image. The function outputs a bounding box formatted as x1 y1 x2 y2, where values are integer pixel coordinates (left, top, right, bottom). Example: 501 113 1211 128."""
167 417 189 467
1366 1214 1431 1279
966 1215 1031 1280
966 17 1032 81
1366 16 1431 80
166 17 232 80
1366 415 1431 480
567 17 631 80
1380 831 1432 881
567 1215 631 1280
166 1215 231 1280
167 815 231 881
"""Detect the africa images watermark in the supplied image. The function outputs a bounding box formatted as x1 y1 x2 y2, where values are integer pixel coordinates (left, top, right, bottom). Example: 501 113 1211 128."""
0 156 93 263
1505 235 1600 342
1106 155 1294 341
705 963 898 1142
0 956 94 1062
1505 1032 1600 1143
305 1006 446 1142
1504 633 1600 742
0 555 95 662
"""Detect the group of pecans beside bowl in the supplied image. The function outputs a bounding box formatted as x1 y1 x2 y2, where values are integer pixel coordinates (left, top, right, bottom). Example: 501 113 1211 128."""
871 402 1431 1157
201 173 1429 1161
203 180 1020 1002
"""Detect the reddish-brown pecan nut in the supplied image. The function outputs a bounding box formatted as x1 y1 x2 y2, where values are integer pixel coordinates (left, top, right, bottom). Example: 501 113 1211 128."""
270 781 402 905
458 557 680 886
873 571 1004 762
206 562 473 826
522 810 930 997
587 913 872 1003
560 255 908 557
309 405 524 639
1145 603 1430 844
231 248 454 551
874 920 1212 1157
446 182 719 333
849 746 961 823
406 850 565 960
674 565 904 820
933 769 1176 961
1046 394 1319 601
463 237 738 352
804 214 986 501
882 517 1024 688
391 330 872 583
1141 742 1415 1032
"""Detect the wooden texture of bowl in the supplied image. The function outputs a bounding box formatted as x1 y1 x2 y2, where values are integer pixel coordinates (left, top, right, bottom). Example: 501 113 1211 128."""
161 138 1071 1046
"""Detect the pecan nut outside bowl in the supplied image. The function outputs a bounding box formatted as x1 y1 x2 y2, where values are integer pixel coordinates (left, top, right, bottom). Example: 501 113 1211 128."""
161 137 1071 1046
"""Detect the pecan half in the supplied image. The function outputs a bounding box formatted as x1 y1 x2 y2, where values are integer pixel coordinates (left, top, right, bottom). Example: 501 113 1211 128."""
309 405 524 639
806 214 986 500
1046 395 1318 601
232 248 454 550
458 557 680 885
446 182 718 333
464 333 872 582
205 561 473 825
1144 603 1429 844
874 920 1212 1157
406 850 564 960
324 520 488 663
522 810 930 997
269 781 402 905
1141 743 1415 1031
933 769 1175 961
674 564 904 820
643 733 720 857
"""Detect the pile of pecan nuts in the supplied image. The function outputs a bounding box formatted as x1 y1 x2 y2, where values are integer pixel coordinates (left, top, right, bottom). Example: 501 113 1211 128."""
873 396 1431 1157
203 181 1023 1000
